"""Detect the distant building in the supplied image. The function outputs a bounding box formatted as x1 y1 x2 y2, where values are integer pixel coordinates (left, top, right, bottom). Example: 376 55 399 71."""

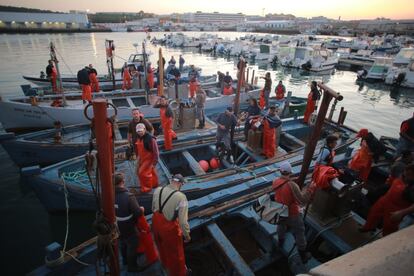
180 12 245 24
242 20 297 31
357 19 414 35
0 11 89 29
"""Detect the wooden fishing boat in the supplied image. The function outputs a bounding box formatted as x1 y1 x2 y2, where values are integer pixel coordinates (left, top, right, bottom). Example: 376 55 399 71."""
21 118 357 213
0 94 308 168
0 81 261 131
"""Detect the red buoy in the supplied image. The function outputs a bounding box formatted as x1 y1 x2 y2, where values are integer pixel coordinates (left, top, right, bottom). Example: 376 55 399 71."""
209 157 220 170
199 160 209 172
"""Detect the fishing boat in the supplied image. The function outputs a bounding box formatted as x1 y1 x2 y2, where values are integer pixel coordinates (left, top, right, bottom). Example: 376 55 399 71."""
21 114 358 213
0 94 309 168
357 57 394 82
30 83 412 275
280 46 338 72
0 81 261 131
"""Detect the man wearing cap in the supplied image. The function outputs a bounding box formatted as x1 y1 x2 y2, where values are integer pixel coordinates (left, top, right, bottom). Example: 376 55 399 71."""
272 161 316 263
216 107 238 162
114 173 145 271
262 106 282 158
396 113 414 157
312 135 340 189
135 123 159 193
348 129 374 182
128 108 154 148
152 174 190 276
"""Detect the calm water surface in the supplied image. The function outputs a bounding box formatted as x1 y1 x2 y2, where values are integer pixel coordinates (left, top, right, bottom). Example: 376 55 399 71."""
0 32 413 274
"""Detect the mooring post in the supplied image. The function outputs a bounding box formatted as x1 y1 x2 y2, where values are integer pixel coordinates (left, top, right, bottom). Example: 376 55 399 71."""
297 83 343 188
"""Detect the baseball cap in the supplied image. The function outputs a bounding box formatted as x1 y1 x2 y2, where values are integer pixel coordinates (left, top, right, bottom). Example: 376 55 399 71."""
356 128 369 138
226 106 233 112
279 161 292 174
172 174 185 184
135 123 146 133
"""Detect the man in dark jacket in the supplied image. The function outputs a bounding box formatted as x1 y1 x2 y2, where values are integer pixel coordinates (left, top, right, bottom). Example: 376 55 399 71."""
114 173 144 272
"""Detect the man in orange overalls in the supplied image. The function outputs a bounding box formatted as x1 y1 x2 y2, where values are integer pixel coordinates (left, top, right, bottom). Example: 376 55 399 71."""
46 60 58 92
275 80 286 100
88 64 100 92
303 81 320 124
154 96 176 151
135 123 159 193
77 66 92 103
152 174 190 276
262 106 282 158
360 164 414 236
122 62 132 90
146 62 155 89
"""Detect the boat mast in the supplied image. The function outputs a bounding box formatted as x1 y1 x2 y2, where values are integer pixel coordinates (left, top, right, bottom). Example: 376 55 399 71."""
158 48 164 96
49 42 67 105
233 57 246 115
92 98 120 275
297 83 343 187
105 40 116 90
142 42 149 103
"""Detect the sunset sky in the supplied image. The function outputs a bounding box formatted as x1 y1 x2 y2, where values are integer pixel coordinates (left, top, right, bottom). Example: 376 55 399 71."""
1 0 413 20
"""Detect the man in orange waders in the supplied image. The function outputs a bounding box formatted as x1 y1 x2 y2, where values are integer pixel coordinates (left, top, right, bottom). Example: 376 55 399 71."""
222 72 233 95
348 129 373 182
135 123 159 193
275 80 286 100
262 106 282 158
154 96 176 151
147 62 155 89
303 81 321 124
273 161 316 263
88 64 100 92
360 164 414 236
77 66 92 103
188 76 199 98
260 72 272 108
114 173 147 272
152 174 191 276
122 62 132 90
46 60 58 92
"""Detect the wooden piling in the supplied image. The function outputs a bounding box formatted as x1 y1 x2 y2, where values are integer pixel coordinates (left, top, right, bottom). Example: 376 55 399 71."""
297 82 343 188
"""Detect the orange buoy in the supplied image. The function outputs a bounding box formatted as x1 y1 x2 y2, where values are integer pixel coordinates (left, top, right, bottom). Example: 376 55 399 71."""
199 160 209 172
209 157 220 170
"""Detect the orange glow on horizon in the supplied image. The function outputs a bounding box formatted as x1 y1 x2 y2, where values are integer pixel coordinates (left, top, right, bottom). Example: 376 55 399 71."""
1 0 413 20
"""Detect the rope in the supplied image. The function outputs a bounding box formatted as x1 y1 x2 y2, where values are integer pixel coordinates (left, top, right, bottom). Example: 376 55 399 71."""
45 177 89 267
55 48 75 75
114 54 127 61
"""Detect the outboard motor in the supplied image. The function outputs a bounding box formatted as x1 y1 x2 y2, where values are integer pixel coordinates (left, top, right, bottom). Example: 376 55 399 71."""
301 60 312 71
357 69 368 80
394 72 406 86
271 56 279 66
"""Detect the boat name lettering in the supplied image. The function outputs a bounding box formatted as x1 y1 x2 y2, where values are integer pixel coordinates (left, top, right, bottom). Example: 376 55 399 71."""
13 108 46 115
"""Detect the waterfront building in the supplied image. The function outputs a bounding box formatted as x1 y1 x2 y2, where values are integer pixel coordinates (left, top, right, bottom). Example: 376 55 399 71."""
0 11 89 30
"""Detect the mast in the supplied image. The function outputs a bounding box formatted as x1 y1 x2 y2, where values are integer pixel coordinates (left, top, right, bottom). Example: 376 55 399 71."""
233 57 246 115
105 40 116 90
92 98 120 275
49 42 67 105
142 42 149 103
297 83 343 187
158 48 164 96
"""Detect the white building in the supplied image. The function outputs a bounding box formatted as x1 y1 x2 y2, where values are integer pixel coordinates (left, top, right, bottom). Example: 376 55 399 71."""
0 11 89 29
243 20 296 30
180 12 245 24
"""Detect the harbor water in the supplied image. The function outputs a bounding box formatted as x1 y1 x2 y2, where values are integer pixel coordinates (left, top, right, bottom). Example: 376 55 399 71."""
0 32 413 275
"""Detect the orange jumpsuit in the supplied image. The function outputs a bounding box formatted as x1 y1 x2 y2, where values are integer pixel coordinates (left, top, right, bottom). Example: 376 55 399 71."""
188 80 199 98
349 143 373 182
262 119 276 158
147 67 154 89
160 107 176 151
303 91 316 124
223 85 233 95
51 67 58 92
135 137 159 193
89 72 100 92
275 85 285 100
259 89 266 109
152 211 186 276
81 84 92 102
135 216 158 264
362 178 411 236
122 68 132 90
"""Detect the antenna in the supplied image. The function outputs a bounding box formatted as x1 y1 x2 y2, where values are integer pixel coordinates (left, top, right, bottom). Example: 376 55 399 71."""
262 8 265 17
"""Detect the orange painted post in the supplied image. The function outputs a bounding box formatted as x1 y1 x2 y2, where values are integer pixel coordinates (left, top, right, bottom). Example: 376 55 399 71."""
92 99 119 275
